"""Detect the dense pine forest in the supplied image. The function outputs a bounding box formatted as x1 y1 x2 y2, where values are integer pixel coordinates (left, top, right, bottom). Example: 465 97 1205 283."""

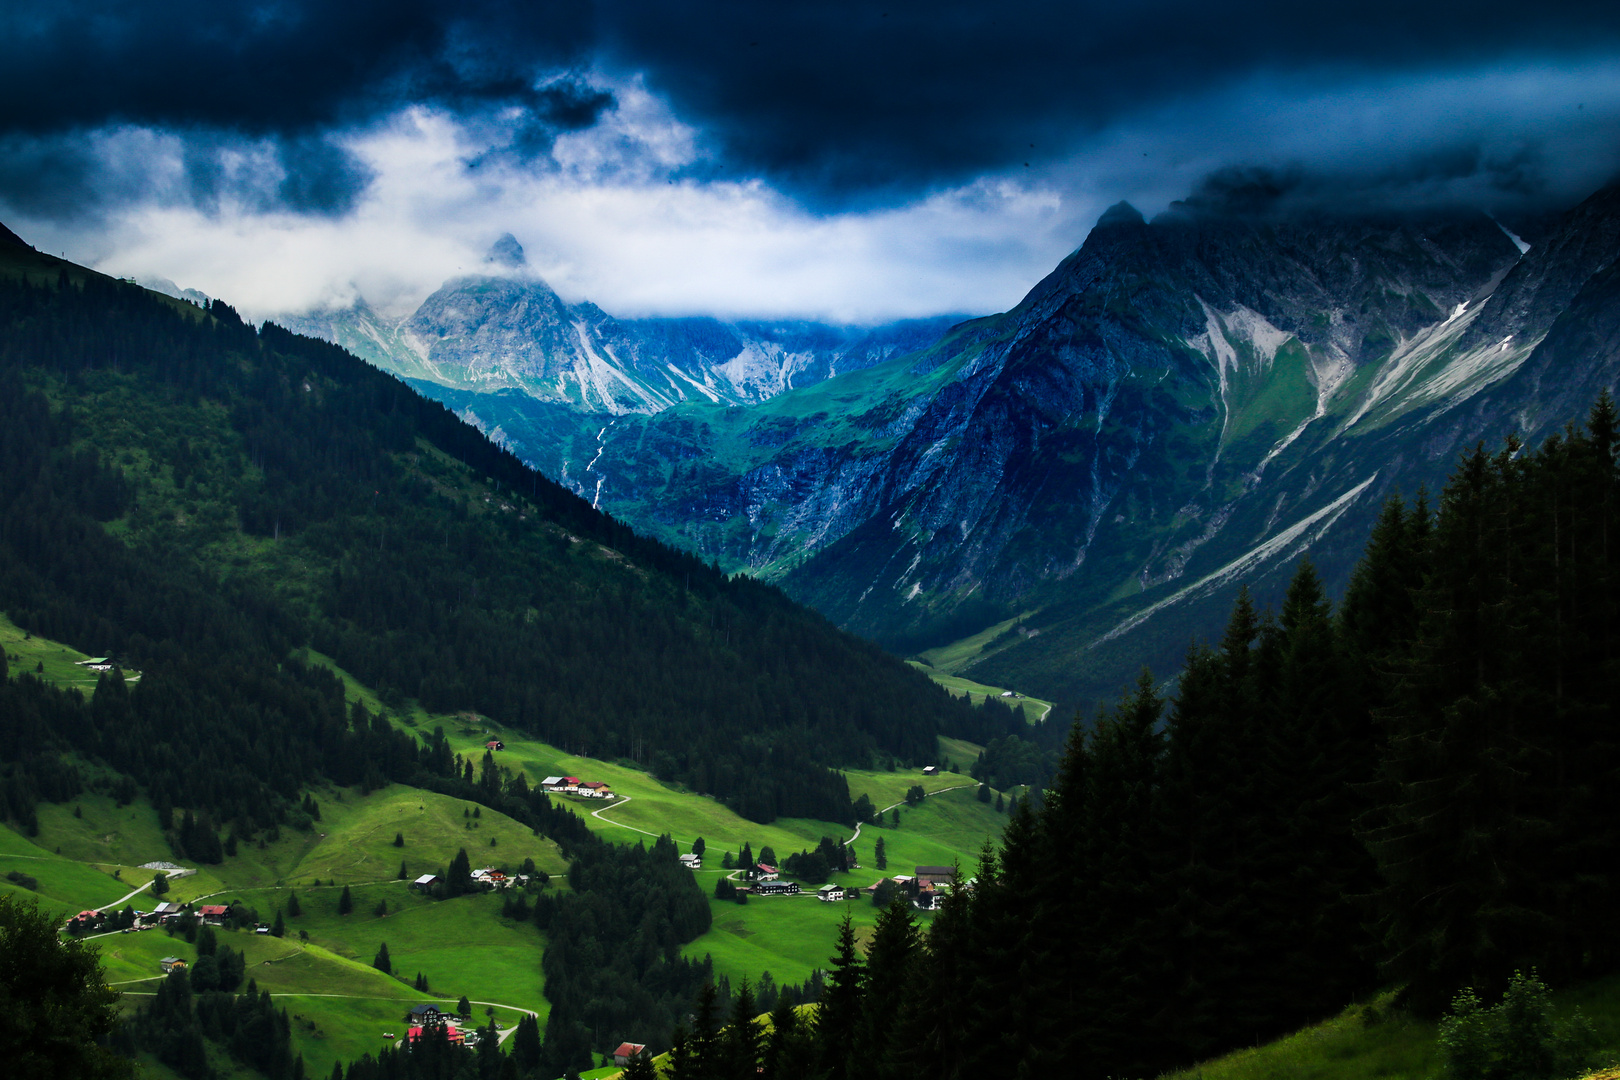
654 397 1616 1080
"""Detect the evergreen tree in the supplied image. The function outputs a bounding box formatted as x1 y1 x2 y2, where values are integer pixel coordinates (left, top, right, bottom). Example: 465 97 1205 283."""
1075 668 1167 1076
689 980 722 1078
622 1046 657 1080
287 891 301 917
817 914 866 1080
874 835 886 870
373 942 391 974
510 1013 542 1074
720 978 762 1079
271 908 285 938
449 848 473 895
338 885 353 915
393 832 404 847
855 893 919 1079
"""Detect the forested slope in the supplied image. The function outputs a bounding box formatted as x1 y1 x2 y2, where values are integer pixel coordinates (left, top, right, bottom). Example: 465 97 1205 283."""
0 231 982 840
750 397 1620 1080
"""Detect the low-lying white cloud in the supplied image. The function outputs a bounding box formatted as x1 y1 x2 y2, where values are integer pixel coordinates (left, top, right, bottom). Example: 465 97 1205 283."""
8 59 1620 325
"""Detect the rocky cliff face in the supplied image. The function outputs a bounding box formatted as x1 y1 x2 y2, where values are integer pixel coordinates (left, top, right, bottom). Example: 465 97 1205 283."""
547 181 1620 707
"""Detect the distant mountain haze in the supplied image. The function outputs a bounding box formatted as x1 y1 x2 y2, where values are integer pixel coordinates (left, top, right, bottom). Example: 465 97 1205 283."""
278 235 973 417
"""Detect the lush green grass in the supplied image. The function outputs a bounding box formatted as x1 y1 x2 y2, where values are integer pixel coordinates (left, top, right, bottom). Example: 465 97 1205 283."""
914 615 1022 674
1160 975 1620 1080
937 736 984 771
0 826 140 911
1 641 1012 1076
680 786 1004 989
271 783 569 887
907 661 1053 722
222 882 549 1020
35 791 175 867
100 921 486 1079
683 892 887 987
0 609 125 696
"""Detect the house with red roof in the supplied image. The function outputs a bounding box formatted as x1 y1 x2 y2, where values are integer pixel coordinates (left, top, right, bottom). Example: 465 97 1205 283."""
613 1042 648 1066
407 1024 465 1046
198 904 230 924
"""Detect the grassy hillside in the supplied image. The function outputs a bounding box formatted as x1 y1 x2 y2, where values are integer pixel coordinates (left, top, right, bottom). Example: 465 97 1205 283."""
4 618 1011 1077
1160 976 1620 1080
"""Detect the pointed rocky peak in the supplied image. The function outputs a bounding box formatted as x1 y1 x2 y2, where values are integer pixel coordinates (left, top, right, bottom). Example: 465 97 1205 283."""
1095 201 1146 229
485 232 527 270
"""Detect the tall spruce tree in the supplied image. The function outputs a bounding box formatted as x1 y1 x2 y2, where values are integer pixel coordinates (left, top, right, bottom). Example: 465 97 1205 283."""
856 893 920 1080
1077 668 1168 1077
817 914 866 1080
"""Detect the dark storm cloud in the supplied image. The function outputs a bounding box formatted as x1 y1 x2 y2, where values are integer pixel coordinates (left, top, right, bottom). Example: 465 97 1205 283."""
0 0 596 134
1157 146 1575 224
596 0 1620 203
3 0 1618 214
0 0 606 215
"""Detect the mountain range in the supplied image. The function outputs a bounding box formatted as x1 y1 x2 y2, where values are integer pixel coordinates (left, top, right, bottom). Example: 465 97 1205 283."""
275 234 966 417
231 181 1620 710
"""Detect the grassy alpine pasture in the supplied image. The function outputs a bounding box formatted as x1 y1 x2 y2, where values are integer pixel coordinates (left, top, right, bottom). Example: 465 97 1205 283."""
0 609 130 696
3 628 1015 1077
679 786 1004 989
907 659 1054 722
682 892 886 987
30 780 567 891
292 649 1017 993
222 881 549 1021
1160 974 1620 1080
95 920 506 1080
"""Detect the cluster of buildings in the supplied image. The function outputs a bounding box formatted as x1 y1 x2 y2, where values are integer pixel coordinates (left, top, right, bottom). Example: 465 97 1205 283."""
411 867 532 892
70 898 242 936
539 776 613 799
403 1004 467 1046
864 865 958 909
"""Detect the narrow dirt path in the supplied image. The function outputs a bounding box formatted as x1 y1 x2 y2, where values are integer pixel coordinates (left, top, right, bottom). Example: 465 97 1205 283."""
847 782 978 846
589 795 663 840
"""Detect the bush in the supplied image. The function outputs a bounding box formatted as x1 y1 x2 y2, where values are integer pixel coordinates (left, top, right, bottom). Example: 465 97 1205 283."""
1437 971 1596 1080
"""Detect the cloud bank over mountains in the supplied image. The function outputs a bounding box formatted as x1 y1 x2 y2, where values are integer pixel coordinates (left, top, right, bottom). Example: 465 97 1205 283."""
3 0 1618 320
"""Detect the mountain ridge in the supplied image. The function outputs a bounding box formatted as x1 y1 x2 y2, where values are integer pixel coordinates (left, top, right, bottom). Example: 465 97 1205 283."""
455 178 1620 709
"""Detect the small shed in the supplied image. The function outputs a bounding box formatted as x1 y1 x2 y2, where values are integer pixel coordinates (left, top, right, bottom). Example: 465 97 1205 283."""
613 1042 649 1066
160 956 187 974
413 874 440 891
485 739 504 751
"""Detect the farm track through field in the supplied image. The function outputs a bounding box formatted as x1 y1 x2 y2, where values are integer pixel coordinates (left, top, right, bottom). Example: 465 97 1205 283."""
588 795 662 839
114 988 540 1043
846 783 978 846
